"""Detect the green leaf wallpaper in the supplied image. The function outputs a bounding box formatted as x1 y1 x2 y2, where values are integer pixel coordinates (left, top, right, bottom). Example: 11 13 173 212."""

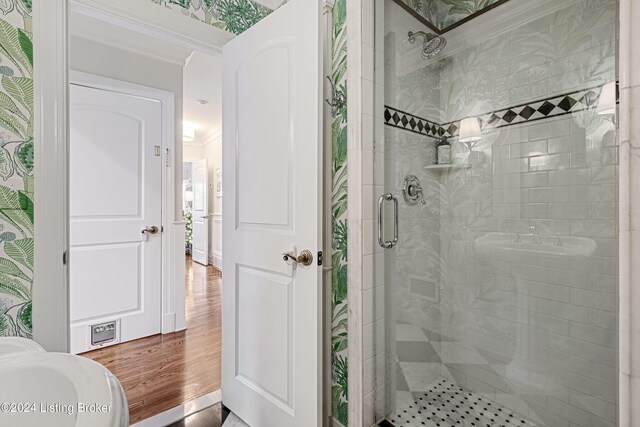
330 0 348 424
0 0 33 338
397 0 505 31
149 0 272 35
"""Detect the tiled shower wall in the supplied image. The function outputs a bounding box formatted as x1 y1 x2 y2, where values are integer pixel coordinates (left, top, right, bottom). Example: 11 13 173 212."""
381 0 619 425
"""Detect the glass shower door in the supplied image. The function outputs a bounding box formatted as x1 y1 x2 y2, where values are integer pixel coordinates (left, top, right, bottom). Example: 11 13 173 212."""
374 1 619 426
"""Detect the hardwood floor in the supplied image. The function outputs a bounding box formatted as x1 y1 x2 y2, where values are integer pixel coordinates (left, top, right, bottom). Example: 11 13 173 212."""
81 258 222 424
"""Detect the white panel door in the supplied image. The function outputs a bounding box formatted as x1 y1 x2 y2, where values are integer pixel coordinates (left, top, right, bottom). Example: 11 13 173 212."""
191 158 209 265
69 83 162 354
222 0 323 426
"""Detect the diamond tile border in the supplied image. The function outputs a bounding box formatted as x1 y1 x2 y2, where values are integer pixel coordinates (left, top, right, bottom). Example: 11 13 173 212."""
384 106 445 138
384 83 617 139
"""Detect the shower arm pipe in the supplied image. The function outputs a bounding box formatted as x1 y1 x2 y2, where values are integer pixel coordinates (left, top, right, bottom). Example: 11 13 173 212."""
407 30 423 40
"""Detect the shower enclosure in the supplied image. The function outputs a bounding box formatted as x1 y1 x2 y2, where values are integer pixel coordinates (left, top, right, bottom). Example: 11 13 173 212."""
373 0 619 425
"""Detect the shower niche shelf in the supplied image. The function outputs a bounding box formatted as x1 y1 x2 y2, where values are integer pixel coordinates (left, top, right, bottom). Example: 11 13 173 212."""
425 163 470 171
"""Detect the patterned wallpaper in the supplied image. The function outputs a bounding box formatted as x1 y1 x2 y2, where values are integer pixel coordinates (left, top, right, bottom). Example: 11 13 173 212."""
149 0 271 34
397 0 506 31
0 0 34 338
330 0 348 424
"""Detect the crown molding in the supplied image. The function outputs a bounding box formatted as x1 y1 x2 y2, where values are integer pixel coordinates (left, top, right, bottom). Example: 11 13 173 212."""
183 140 204 149
183 127 222 148
200 127 223 146
70 10 192 67
70 0 233 59
198 126 222 147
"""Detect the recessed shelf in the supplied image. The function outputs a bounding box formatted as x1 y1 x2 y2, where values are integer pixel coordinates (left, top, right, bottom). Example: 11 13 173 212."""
425 163 471 171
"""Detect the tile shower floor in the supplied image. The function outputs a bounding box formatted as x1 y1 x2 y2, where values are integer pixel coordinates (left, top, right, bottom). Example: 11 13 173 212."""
387 378 538 427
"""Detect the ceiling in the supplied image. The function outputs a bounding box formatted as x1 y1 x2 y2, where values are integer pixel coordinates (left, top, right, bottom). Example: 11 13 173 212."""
394 0 510 33
183 51 222 143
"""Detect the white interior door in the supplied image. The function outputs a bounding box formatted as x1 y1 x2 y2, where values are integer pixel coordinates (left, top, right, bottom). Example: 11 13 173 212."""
221 0 323 426
69 82 162 354
191 158 209 265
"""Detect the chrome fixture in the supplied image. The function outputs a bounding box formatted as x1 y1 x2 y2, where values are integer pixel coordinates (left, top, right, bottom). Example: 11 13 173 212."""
326 76 347 117
403 175 426 206
283 250 314 266
378 193 399 249
408 30 447 59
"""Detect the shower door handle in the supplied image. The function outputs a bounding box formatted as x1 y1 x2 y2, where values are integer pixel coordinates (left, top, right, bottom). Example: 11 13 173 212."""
378 193 399 249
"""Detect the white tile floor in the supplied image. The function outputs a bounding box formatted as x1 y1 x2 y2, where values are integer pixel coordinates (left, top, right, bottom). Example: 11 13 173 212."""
388 378 538 427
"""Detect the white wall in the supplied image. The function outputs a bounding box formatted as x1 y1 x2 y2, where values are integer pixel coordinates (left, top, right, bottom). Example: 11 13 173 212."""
69 36 187 332
203 134 223 270
70 36 185 221
181 134 222 270
183 142 205 163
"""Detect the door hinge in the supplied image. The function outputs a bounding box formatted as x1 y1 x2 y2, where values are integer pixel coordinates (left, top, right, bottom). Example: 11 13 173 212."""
317 251 323 266
154 145 161 156
165 148 170 167
63 250 68 266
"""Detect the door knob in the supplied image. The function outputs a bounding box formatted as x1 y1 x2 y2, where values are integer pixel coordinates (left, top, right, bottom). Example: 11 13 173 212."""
142 226 159 235
282 250 314 267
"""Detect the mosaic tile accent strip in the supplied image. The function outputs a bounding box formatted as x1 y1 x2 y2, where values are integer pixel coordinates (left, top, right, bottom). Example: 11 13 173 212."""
384 84 614 140
387 378 538 427
384 106 444 139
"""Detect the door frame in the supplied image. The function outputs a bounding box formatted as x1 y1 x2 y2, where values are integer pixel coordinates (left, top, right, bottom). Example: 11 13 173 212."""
33 0 232 352
69 70 180 340
35 6 333 426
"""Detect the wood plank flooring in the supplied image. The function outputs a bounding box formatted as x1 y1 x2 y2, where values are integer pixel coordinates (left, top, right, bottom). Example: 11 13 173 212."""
81 258 222 424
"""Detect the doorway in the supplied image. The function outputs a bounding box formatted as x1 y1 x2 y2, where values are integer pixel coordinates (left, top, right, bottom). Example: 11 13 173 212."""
69 74 165 355
42 1 327 426
66 27 225 423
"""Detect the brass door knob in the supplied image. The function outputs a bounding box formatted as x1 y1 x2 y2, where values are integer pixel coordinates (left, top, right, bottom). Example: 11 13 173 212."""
142 226 159 235
282 250 314 267
296 250 313 266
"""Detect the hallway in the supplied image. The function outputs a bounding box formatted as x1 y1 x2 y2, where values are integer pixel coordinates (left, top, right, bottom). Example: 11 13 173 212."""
82 259 222 423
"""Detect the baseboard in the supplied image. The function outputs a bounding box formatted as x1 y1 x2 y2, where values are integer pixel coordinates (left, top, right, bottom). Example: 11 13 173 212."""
209 251 223 271
162 312 176 334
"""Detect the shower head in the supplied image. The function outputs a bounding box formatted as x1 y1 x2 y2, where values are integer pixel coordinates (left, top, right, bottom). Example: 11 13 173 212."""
408 30 447 59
